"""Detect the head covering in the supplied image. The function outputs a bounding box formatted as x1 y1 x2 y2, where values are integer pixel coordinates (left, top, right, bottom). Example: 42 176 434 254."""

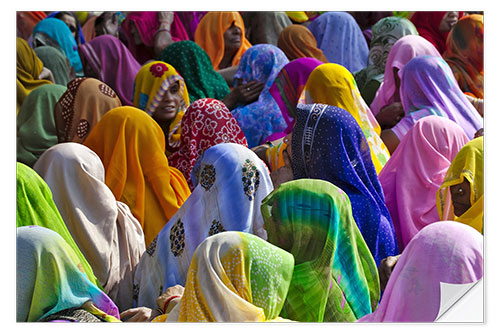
17 226 120 322
443 14 484 99
81 15 97 42
132 61 190 153
168 98 248 190
291 104 398 265
34 46 72 86
33 143 146 311
17 11 47 40
54 77 122 144
370 35 441 115
277 24 328 62
32 18 83 74
159 40 230 103
16 37 52 113
194 11 252 70
78 34 142 106
410 11 453 54
17 84 66 167
437 137 483 234
231 44 289 148
47 11 86 45
358 221 483 322
304 63 390 173
242 11 292 46
134 143 274 309
379 116 470 250
16 162 99 288
175 11 208 41
262 179 380 322
121 12 189 64
267 57 324 141
307 12 369 73
83 106 191 245
393 55 483 140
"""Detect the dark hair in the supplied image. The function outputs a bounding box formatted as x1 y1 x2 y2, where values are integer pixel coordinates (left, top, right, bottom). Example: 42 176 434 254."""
54 11 79 33
95 12 116 28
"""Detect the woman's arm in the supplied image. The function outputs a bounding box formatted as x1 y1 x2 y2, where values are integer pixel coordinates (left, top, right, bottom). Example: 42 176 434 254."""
154 12 175 57
380 129 400 155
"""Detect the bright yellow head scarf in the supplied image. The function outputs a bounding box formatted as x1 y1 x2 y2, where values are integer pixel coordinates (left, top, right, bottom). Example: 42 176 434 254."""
304 63 390 173
83 106 191 245
133 61 190 152
437 136 483 234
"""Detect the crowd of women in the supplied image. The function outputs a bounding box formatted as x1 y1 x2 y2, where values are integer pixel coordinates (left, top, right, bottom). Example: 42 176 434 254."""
16 10 484 323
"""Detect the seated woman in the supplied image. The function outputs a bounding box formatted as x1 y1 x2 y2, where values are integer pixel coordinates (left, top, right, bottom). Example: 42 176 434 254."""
34 45 73 86
261 179 380 322
78 34 141 106
277 24 328 62
83 106 191 246
410 11 461 54
33 143 146 312
380 55 483 154
167 98 248 190
134 143 274 309
132 61 189 155
17 226 120 322
358 221 483 322
378 116 469 251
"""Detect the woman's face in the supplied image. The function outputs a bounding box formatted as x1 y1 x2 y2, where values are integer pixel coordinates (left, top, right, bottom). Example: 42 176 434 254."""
450 179 472 217
153 81 182 123
223 23 242 55
439 12 459 33
60 14 78 41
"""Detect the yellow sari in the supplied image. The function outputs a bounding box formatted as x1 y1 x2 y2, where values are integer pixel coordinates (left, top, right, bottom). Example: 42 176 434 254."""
304 63 390 174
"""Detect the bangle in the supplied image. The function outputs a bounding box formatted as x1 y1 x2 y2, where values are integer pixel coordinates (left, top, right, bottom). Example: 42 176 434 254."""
155 28 170 35
162 295 180 314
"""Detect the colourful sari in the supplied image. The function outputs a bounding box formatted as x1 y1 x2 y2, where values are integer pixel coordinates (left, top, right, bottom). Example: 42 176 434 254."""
17 11 46 40
262 179 380 322
410 11 451 54
277 24 328 62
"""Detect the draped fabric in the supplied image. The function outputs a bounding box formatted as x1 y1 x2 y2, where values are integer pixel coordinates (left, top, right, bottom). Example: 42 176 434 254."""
54 77 122 144
159 40 230 103
308 12 369 73
291 104 398 266
242 11 292 46
17 226 120 322
33 143 146 311
194 11 252 70
81 15 97 42
410 11 449 54
78 35 142 106
437 137 483 234
134 143 274 309
277 24 328 62
443 14 484 99
358 221 483 322
231 44 289 148
261 179 380 322
370 35 441 115
17 11 47 40
83 106 191 246
34 46 71 86
16 163 100 288
394 55 483 140
378 116 469 251
175 11 208 41
168 98 248 190
46 11 86 45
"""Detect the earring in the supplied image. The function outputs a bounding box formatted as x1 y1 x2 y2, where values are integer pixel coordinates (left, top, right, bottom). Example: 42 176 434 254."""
457 187 464 194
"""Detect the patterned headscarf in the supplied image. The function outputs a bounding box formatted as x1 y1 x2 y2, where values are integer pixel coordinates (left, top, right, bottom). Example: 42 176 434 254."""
308 12 369 73
168 98 248 190
291 104 398 266
54 77 122 144
134 143 274 309
231 44 289 148
277 24 328 62
34 46 71 86
159 41 230 103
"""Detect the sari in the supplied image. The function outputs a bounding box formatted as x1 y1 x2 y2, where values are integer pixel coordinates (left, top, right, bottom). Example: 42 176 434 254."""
83 106 191 246
232 44 289 148
33 143 146 311
291 104 398 266
378 116 469 251
304 63 390 173
47 11 86 45
370 35 441 115
78 34 142 106
354 16 418 106
168 98 248 190
242 11 292 46
358 221 483 322
17 11 46 40
121 11 189 64
410 11 459 54
194 11 252 70
277 24 328 62
17 226 120 322
54 77 122 144
17 84 66 167
81 15 97 42
443 14 484 99
16 163 100 288
261 179 380 322
437 137 483 234
16 37 52 113
134 143 274 309
34 46 71 86
394 55 483 140
132 61 190 154
175 11 208 41
307 12 369 73
159 40 230 103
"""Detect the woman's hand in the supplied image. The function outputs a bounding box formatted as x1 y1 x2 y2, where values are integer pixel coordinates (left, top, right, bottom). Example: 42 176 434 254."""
375 102 404 130
38 67 55 83
157 12 174 26
119 307 154 322
157 284 185 314
378 254 401 291
222 80 264 110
